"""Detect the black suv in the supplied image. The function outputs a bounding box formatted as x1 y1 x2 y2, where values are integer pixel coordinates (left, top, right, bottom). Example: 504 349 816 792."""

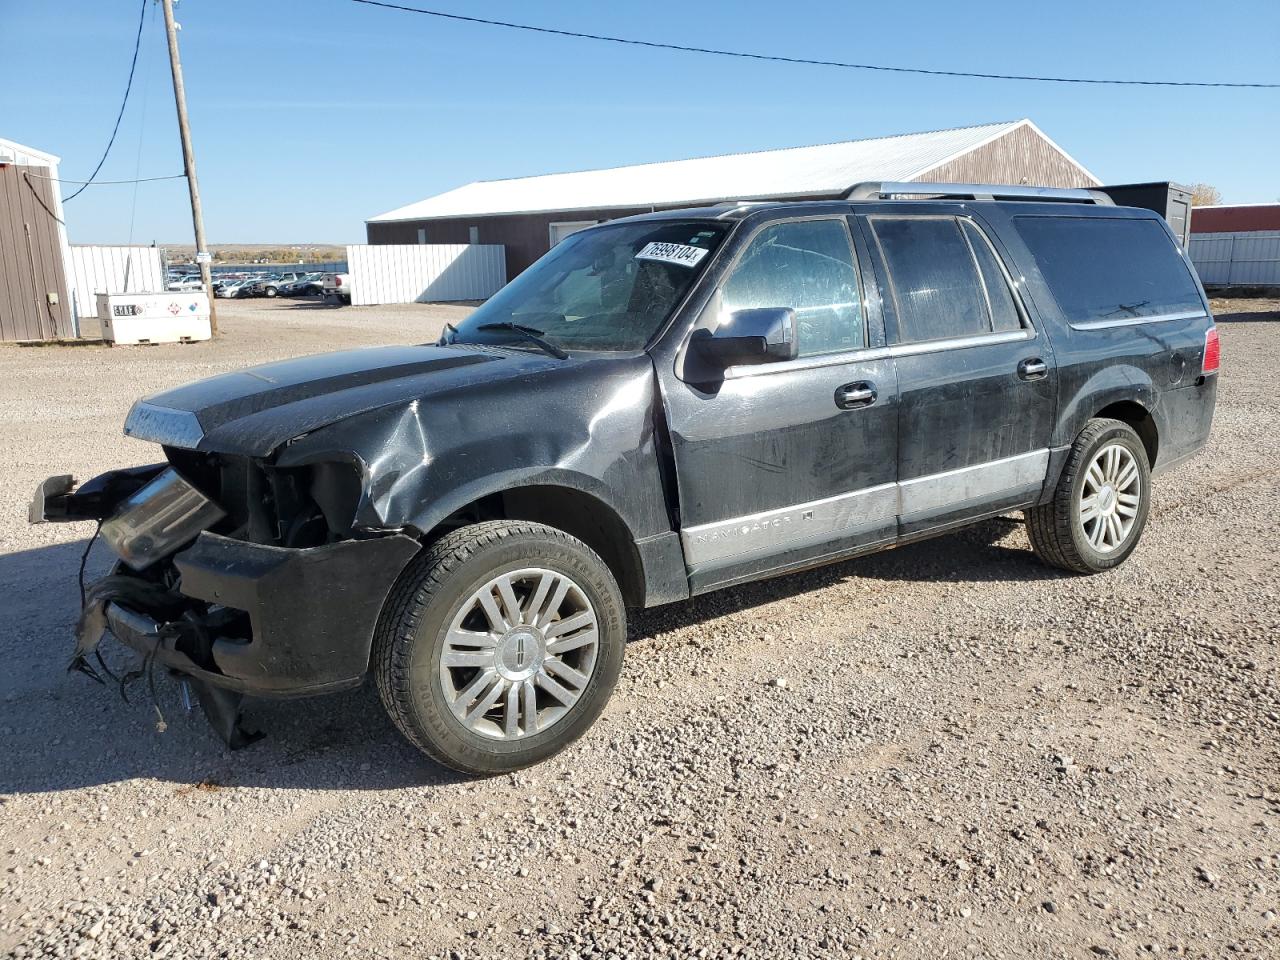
32 182 1219 773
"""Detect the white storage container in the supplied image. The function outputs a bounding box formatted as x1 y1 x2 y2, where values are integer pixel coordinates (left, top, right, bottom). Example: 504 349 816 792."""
96 292 211 345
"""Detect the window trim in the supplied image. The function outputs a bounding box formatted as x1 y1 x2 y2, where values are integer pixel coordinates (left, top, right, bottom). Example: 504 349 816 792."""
713 214 869 359
724 328 1033 380
867 214 1035 347
1067 309 1207 331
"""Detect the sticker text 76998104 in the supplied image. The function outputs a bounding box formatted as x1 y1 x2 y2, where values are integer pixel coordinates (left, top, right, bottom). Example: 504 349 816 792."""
635 242 710 268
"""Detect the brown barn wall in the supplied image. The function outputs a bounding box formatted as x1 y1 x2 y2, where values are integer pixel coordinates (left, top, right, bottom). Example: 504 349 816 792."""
913 124 1095 189
365 195 838 281
0 164 72 341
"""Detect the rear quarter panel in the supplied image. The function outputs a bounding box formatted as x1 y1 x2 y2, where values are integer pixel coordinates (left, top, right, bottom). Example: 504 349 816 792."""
986 205 1217 475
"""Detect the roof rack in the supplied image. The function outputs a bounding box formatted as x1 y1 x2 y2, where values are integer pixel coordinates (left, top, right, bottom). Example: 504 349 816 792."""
846 181 1114 205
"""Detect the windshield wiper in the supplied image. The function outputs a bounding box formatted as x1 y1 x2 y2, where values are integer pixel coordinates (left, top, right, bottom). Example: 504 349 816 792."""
476 322 568 360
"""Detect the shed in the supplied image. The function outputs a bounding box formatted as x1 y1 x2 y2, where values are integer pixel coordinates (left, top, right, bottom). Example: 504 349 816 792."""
0 138 75 340
367 118 1100 280
1096 182 1193 247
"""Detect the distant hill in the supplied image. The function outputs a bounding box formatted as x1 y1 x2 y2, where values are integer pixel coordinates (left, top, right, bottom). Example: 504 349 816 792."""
164 243 346 265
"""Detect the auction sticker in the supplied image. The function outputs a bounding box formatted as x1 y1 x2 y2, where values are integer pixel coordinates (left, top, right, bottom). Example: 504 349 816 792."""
635 242 709 268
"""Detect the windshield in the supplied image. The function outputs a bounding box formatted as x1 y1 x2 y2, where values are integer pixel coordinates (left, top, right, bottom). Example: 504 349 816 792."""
450 219 729 352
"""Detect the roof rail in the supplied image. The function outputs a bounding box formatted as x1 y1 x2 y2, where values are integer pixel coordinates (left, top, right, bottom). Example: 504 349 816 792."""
846 181 1114 205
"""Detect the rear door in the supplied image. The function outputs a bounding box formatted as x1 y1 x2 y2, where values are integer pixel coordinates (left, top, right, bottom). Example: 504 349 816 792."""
857 211 1057 537
657 215 899 592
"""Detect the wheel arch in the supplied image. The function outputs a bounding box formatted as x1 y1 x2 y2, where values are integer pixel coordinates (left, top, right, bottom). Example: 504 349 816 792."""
411 472 649 609
1058 366 1160 467
1092 399 1159 467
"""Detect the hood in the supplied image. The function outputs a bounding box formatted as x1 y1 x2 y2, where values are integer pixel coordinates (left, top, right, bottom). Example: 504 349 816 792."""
123 344 561 457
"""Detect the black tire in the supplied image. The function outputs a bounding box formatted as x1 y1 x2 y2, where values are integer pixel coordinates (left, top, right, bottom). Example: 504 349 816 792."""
264 286 278 298
372 520 626 774
1026 418 1152 574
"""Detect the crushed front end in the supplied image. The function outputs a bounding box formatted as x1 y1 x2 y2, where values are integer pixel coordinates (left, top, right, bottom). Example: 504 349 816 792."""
31 448 418 747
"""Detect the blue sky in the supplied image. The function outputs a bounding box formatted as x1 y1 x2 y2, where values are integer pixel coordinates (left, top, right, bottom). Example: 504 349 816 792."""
3 0 1276 244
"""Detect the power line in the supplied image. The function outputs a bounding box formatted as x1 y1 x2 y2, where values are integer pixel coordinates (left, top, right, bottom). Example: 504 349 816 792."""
350 0 1279 89
65 0 149 202
24 171 186 186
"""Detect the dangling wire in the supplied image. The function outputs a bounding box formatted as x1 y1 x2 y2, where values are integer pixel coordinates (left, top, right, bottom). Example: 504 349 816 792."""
65 0 149 203
76 521 120 685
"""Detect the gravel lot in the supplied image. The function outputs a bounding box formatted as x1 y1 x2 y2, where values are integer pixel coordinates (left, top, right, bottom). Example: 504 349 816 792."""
1 297 1277 960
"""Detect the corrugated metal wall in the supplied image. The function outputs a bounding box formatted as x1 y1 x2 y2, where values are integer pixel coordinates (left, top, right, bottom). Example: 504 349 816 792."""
69 245 165 319
1189 231 1280 286
350 245 509 305
0 164 73 340
346 244 506 305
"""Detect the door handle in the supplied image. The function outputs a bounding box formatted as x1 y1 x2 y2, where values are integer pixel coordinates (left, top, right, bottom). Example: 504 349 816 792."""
1017 358 1048 381
835 381 877 409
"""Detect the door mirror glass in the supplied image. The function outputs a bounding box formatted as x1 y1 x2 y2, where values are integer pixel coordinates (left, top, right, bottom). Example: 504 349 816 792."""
693 307 798 367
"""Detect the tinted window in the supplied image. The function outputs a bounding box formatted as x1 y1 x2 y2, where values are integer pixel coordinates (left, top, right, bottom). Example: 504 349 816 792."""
961 220 1023 333
872 218 989 342
720 219 863 357
1013 216 1202 325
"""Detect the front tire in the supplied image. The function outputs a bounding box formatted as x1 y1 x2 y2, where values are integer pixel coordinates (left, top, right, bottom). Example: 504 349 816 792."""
372 521 626 774
1026 418 1152 574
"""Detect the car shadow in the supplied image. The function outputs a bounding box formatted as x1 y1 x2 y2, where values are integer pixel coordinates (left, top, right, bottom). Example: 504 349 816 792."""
0 516 1056 796
630 515 1065 640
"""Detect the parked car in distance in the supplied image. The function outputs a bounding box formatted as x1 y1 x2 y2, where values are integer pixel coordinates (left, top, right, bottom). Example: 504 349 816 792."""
214 277 254 299
280 273 326 296
250 272 312 298
321 273 352 304
166 276 203 292
31 182 1218 775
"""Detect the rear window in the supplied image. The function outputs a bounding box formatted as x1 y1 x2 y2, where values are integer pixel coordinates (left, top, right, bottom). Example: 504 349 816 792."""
1013 216 1203 326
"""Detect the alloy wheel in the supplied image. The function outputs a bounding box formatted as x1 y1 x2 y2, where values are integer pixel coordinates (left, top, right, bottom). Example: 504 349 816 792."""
1078 442 1142 553
438 568 599 740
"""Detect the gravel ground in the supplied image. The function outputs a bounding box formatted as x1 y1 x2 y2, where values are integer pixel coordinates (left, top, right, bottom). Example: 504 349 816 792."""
1 297 1277 960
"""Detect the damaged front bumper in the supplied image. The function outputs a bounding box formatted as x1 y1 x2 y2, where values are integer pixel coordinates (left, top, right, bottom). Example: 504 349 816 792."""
32 468 420 699
109 530 419 697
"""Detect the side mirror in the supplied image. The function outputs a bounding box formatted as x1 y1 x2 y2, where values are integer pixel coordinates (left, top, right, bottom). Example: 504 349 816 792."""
693 307 798 368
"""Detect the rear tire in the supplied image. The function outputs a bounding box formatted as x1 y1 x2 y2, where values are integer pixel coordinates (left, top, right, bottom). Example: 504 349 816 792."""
372 520 626 774
1026 418 1151 574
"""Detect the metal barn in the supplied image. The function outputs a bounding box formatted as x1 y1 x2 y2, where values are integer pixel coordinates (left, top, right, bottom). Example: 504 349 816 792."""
366 119 1100 281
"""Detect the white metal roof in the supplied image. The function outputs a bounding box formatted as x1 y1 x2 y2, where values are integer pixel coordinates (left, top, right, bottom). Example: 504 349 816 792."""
0 137 61 167
369 119 1096 223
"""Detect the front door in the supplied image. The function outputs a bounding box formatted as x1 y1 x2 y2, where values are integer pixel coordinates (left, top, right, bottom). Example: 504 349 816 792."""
857 212 1056 537
658 216 899 593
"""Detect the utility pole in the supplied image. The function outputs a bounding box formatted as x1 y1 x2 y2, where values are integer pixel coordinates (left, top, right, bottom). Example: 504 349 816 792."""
160 0 217 335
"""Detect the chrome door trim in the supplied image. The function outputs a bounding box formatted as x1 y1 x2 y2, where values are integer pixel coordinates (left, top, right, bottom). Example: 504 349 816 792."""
680 448 1050 571
680 482 898 570
1068 310 1207 331
899 449 1049 518
723 329 1034 380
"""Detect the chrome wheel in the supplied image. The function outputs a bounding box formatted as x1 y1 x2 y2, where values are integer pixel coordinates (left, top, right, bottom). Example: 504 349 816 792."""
439 568 599 740
1079 442 1141 553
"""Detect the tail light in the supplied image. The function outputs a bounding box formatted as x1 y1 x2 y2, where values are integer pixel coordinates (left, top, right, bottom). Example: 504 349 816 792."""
335 276 343 287
1202 327 1220 375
